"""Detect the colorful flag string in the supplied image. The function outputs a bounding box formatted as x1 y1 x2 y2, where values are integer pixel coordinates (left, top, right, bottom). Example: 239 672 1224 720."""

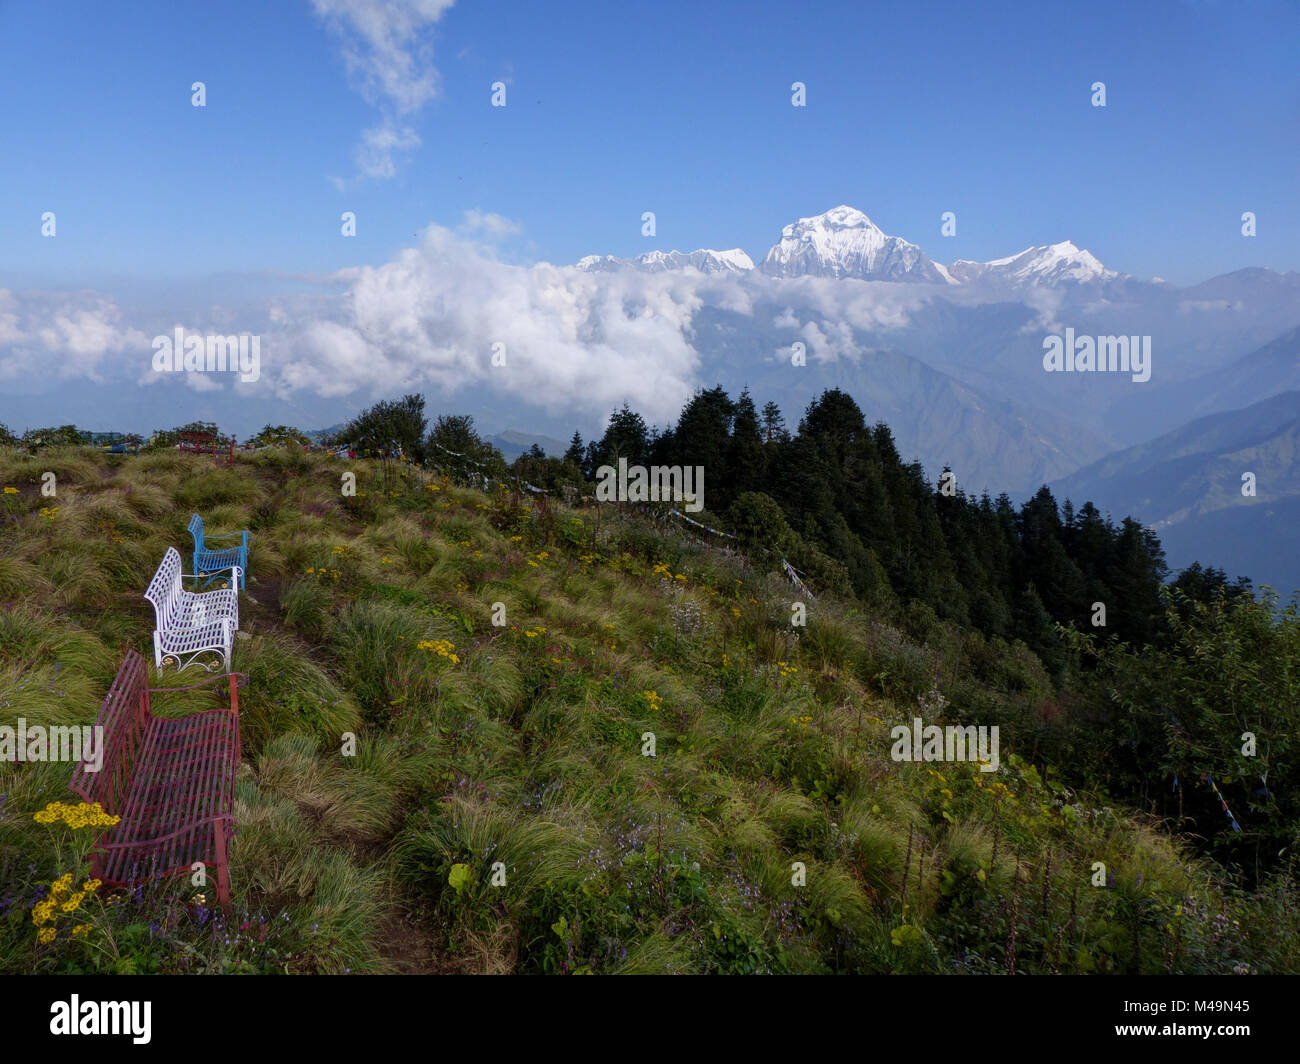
1201 772 1242 832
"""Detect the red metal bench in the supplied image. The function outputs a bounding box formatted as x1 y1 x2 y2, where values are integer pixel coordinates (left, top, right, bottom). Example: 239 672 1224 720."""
68 650 246 907
177 431 235 465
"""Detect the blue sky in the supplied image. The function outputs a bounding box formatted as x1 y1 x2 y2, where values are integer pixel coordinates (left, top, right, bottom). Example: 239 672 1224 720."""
0 0 1297 443
3 0 1297 289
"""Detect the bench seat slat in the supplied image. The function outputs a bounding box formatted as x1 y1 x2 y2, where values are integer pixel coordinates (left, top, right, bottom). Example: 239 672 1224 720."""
112 712 237 839
69 650 243 906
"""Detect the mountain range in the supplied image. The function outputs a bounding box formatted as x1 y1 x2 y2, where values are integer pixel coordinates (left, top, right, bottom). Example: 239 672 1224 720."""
579 204 1123 289
1052 391 1300 596
573 206 1300 592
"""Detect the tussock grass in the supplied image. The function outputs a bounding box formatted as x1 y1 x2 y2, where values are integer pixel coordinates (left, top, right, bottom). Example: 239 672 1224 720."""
279 576 334 636
396 793 588 906
234 633 360 753
326 599 464 722
0 552 52 598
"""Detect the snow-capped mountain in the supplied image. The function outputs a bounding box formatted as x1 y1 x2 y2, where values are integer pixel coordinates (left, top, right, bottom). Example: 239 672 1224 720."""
573 208 1122 291
577 248 754 274
948 241 1119 287
759 205 956 284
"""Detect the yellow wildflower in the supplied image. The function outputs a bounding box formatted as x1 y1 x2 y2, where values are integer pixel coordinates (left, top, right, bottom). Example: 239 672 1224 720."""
417 639 459 664
33 802 120 830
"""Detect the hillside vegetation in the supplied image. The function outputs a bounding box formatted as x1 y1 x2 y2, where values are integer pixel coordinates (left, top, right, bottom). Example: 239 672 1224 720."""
1 443 1298 974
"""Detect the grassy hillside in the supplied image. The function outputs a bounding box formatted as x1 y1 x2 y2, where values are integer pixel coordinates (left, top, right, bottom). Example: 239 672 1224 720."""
0 445 1295 974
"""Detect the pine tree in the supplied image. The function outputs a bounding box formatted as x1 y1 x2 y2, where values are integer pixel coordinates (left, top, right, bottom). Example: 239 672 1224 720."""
726 388 766 505
563 431 585 467
594 403 650 469
672 387 735 492
760 400 789 444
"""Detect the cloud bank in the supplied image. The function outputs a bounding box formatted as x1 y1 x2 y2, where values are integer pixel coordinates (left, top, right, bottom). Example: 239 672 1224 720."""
0 290 150 384
0 225 945 429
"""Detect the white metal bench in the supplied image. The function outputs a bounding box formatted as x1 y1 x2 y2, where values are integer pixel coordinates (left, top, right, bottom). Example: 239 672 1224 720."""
144 547 241 672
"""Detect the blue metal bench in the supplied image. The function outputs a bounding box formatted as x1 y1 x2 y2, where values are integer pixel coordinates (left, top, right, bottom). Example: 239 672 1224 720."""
188 513 250 591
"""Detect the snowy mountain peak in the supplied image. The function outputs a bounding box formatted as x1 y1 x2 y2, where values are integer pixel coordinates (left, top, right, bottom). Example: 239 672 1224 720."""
761 205 953 284
784 205 880 236
577 248 754 275
950 241 1118 286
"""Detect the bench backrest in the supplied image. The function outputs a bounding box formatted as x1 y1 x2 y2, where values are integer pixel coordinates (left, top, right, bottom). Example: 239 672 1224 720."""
144 547 184 630
69 650 151 814
187 513 204 550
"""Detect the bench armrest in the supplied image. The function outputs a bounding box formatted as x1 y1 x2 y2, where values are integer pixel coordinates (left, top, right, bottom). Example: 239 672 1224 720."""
202 530 249 544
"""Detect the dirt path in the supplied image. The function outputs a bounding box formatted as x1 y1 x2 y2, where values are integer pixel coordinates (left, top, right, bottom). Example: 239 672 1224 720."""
374 904 445 974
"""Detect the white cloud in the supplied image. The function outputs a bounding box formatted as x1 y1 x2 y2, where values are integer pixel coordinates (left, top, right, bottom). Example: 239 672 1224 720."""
355 119 422 179
799 318 860 363
1016 286 1066 334
262 225 709 423
772 275 927 332
460 209 522 238
0 293 148 383
183 371 226 393
311 0 454 112
310 0 455 180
